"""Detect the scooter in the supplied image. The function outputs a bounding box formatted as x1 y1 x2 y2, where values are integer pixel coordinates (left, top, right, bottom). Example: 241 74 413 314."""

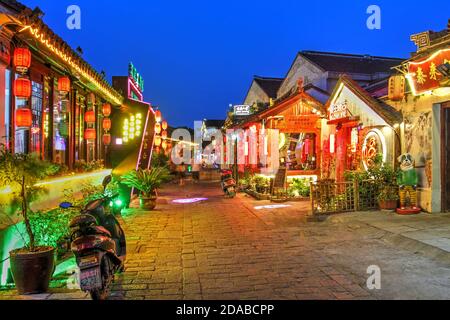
60 175 126 300
221 169 237 198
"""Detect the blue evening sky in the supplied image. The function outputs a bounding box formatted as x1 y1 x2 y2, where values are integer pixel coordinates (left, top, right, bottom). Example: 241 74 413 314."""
21 0 450 127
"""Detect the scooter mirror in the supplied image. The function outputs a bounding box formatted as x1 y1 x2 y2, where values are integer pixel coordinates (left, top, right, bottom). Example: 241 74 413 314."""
60 202 73 209
102 175 112 189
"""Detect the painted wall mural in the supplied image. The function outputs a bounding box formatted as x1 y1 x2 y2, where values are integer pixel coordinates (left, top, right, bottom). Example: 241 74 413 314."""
404 112 432 188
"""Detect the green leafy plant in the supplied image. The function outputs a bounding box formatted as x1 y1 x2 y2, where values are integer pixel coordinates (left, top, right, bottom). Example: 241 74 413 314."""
151 152 170 168
121 167 171 198
289 178 311 198
0 145 53 252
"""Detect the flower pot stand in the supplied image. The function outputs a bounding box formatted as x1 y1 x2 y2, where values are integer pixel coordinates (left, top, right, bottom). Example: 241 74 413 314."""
396 207 421 215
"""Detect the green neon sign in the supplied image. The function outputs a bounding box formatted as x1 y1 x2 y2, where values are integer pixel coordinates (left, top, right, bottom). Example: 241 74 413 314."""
128 62 145 93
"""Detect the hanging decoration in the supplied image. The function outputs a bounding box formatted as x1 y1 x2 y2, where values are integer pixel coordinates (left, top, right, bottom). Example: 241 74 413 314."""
162 140 168 150
13 47 31 73
103 133 111 146
14 78 31 98
102 103 112 117
161 130 168 140
15 108 32 127
58 76 71 93
155 123 162 135
155 110 162 123
162 120 168 131
103 118 112 131
85 110 96 123
84 128 96 140
155 136 162 147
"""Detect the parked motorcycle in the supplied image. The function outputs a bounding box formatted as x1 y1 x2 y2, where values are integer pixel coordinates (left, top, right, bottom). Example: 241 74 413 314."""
60 175 126 300
221 169 237 198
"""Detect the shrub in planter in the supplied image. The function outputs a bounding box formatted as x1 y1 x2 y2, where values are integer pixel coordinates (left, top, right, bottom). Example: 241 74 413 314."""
121 167 171 210
0 145 56 294
253 176 270 194
289 178 311 198
378 186 400 210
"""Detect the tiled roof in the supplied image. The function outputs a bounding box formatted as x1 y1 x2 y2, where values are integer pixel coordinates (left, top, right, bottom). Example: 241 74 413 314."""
300 51 405 74
254 76 284 98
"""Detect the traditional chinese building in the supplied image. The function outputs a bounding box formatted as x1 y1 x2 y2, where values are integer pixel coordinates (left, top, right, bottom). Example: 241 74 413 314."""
388 20 450 213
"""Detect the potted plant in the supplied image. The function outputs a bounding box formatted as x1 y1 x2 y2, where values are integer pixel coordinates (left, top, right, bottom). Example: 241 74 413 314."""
0 146 55 295
121 167 171 210
378 186 399 211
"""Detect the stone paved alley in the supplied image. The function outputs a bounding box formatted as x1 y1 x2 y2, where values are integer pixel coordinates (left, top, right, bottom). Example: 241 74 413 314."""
3 181 450 300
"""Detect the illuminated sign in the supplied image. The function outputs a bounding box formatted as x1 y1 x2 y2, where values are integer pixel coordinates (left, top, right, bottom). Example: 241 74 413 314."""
234 105 251 116
407 48 450 95
329 100 349 121
128 62 145 93
122 112 143 143
362 129 387 171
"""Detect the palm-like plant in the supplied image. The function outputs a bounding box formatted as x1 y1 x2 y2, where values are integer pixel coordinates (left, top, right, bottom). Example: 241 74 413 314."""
121 167 171 198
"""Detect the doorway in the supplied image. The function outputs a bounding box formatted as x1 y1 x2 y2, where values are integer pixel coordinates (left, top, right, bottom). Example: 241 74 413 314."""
442 102 450 211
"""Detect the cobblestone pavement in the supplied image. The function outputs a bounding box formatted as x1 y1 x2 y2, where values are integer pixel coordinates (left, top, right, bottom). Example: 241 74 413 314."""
3 181 450 300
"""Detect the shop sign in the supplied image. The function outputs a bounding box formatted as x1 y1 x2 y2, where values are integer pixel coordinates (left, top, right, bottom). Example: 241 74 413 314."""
283 115 319 130
329 100 349 122
128 62 145 93
234 105 251 116
407 48 450 95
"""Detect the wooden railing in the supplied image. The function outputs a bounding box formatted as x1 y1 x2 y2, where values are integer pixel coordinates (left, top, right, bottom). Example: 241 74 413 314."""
310 179 380 214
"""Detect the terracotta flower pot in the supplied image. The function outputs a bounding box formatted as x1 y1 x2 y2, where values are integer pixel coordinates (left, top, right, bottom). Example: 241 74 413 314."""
379 200 398 211
140 196 157 210
9 246 55 295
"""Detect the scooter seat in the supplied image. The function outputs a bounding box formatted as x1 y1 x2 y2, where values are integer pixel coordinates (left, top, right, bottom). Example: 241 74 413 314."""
89 226 112 238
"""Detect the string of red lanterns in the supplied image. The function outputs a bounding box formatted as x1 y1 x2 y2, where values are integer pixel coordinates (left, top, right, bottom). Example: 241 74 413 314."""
13 48 33 128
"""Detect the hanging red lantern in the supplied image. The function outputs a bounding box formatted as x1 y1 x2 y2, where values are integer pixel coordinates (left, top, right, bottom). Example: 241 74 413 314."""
58 76 71 93
155 123 162 134
103 118 112 131
155 110 162 123
161 130 168 140
85 110 96 123
162 140 168 150
154 136 162 147
103 133 112 145
14 78 31 98
84 128 96 140
102 103 112 117
162 120 168 131
15 108 32 127
14 48 31 72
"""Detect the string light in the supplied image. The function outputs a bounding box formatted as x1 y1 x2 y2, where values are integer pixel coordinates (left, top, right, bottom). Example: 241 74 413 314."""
19 25 123 106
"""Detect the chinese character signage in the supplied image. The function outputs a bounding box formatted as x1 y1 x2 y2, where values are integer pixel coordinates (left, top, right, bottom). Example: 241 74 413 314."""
408 48 450 95
129 62 145 93
329 100 349 122
234 105 251 116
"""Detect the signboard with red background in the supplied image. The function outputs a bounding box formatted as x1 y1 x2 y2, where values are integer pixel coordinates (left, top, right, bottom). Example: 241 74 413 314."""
408 48 450 95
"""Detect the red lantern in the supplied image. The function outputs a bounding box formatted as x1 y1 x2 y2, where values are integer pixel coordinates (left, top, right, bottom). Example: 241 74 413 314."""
84 128 96 140
155 123 162 134
162 140 168 150
154 136 162 147
15 108 32 127
103 133 111 146
14 48 31 72
161 130 168 140
58 77 71 93
102 103 112 117
14 78 31 98
155 110 162 123
85 110 96 123
162 120 168 131
103 118 112 131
